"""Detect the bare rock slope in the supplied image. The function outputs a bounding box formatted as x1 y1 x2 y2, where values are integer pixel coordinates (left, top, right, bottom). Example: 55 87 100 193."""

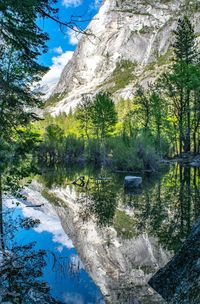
49 0 200 115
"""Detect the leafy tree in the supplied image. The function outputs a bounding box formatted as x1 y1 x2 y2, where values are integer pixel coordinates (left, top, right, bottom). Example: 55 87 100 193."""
150 90 167 153
162 16 200 155
134 86 152 132
91 92 117 140
45 124 64 143
42 124 64 163
90 92 117 163
76 96 93 140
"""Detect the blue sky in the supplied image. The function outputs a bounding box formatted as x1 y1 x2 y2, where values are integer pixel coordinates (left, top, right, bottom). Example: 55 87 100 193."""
39 0 102 88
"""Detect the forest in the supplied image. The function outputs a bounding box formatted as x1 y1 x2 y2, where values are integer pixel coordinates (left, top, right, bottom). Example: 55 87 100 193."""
33 17 200 171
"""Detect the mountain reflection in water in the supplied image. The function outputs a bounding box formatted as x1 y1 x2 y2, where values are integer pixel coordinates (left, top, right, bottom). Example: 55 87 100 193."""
0 192 104 304
0 163 199 303
40 164 200 252
35 163 200 303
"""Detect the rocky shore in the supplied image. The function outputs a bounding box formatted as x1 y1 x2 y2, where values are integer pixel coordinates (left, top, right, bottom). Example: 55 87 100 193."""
149 216 200 303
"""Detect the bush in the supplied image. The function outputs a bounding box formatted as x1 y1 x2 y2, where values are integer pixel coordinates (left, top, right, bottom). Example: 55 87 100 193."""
107 135 159 171
64 136 84 160
136 135 159 171
85 139 101 165
107 137 142 171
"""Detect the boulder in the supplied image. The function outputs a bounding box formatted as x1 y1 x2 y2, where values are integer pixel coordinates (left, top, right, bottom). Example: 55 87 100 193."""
124 176 142 189
149 216 200 303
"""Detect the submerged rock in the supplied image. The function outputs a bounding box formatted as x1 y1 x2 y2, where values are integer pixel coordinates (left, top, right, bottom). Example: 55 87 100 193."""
190 155 200 167
124 176 142 188
149 217 200 303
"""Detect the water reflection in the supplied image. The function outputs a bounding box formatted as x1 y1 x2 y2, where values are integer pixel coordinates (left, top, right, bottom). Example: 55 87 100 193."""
39 164 200 253
0 212 60 304
80 179 118 226
0 191 104 304
34 163 200 303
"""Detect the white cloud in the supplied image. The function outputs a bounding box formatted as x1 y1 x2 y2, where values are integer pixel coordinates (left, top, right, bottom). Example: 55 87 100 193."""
62 0 82 7
63 293 84 304
93 0 102 9
5 195 74 250
41 50 73 87
67 28 82 45
53 46 63 54
89 0 102 11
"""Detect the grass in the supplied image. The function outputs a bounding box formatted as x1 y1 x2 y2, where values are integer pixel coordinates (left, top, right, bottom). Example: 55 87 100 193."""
145 49 174 71
108 60 137 93
44 93 66 108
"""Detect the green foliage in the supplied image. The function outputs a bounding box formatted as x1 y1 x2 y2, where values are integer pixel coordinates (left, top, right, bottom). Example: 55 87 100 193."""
76 96 93 139
44 93 65 108
90 92 118 139
160 15 200 155
173 15 196 63
0 0 59 138
139 25 154 34
35 17 200 169
64 135 84 159
107 135 158 171
45 124 64 143
108 60 137 93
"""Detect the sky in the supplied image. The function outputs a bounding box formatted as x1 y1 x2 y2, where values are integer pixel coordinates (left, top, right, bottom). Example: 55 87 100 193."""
38 0 102 88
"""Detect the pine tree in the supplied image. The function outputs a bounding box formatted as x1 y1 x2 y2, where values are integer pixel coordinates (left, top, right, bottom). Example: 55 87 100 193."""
163 16 200 155
0 1 58 137
173 16 196 64
174 16 198 153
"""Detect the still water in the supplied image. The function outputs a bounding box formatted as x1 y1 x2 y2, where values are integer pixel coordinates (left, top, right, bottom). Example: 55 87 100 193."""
2 163 200 303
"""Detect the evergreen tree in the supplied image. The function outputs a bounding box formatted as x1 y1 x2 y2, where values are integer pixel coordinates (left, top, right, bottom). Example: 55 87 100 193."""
173 16 196 64
0 1 57 138
162 16 200 154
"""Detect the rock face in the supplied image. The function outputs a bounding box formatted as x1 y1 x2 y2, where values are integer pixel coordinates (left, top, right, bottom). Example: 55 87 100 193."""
48 0 200 115
149 216 200 304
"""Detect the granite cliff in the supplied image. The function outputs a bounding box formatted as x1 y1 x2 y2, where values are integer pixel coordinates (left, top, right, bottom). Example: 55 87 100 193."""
48 0 200 115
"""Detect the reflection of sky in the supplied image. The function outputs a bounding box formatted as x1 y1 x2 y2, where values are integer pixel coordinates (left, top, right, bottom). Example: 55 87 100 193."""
4 194 104 304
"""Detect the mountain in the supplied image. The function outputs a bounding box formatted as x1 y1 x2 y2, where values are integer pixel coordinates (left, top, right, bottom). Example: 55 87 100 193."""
47 0 200 115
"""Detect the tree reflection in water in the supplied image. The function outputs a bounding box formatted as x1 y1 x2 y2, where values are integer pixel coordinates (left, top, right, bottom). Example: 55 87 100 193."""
117 165 200 252
39 163 200 253
79 178 118 227
0 214 61 304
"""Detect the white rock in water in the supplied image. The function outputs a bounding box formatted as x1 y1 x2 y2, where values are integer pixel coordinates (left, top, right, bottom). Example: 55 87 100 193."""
124 176 142 188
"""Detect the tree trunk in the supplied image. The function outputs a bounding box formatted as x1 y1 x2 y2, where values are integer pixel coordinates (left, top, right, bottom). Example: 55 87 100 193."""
0 175 5 251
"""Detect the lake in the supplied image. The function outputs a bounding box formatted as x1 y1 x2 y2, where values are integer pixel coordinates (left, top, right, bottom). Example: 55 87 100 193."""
1 163 200 303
